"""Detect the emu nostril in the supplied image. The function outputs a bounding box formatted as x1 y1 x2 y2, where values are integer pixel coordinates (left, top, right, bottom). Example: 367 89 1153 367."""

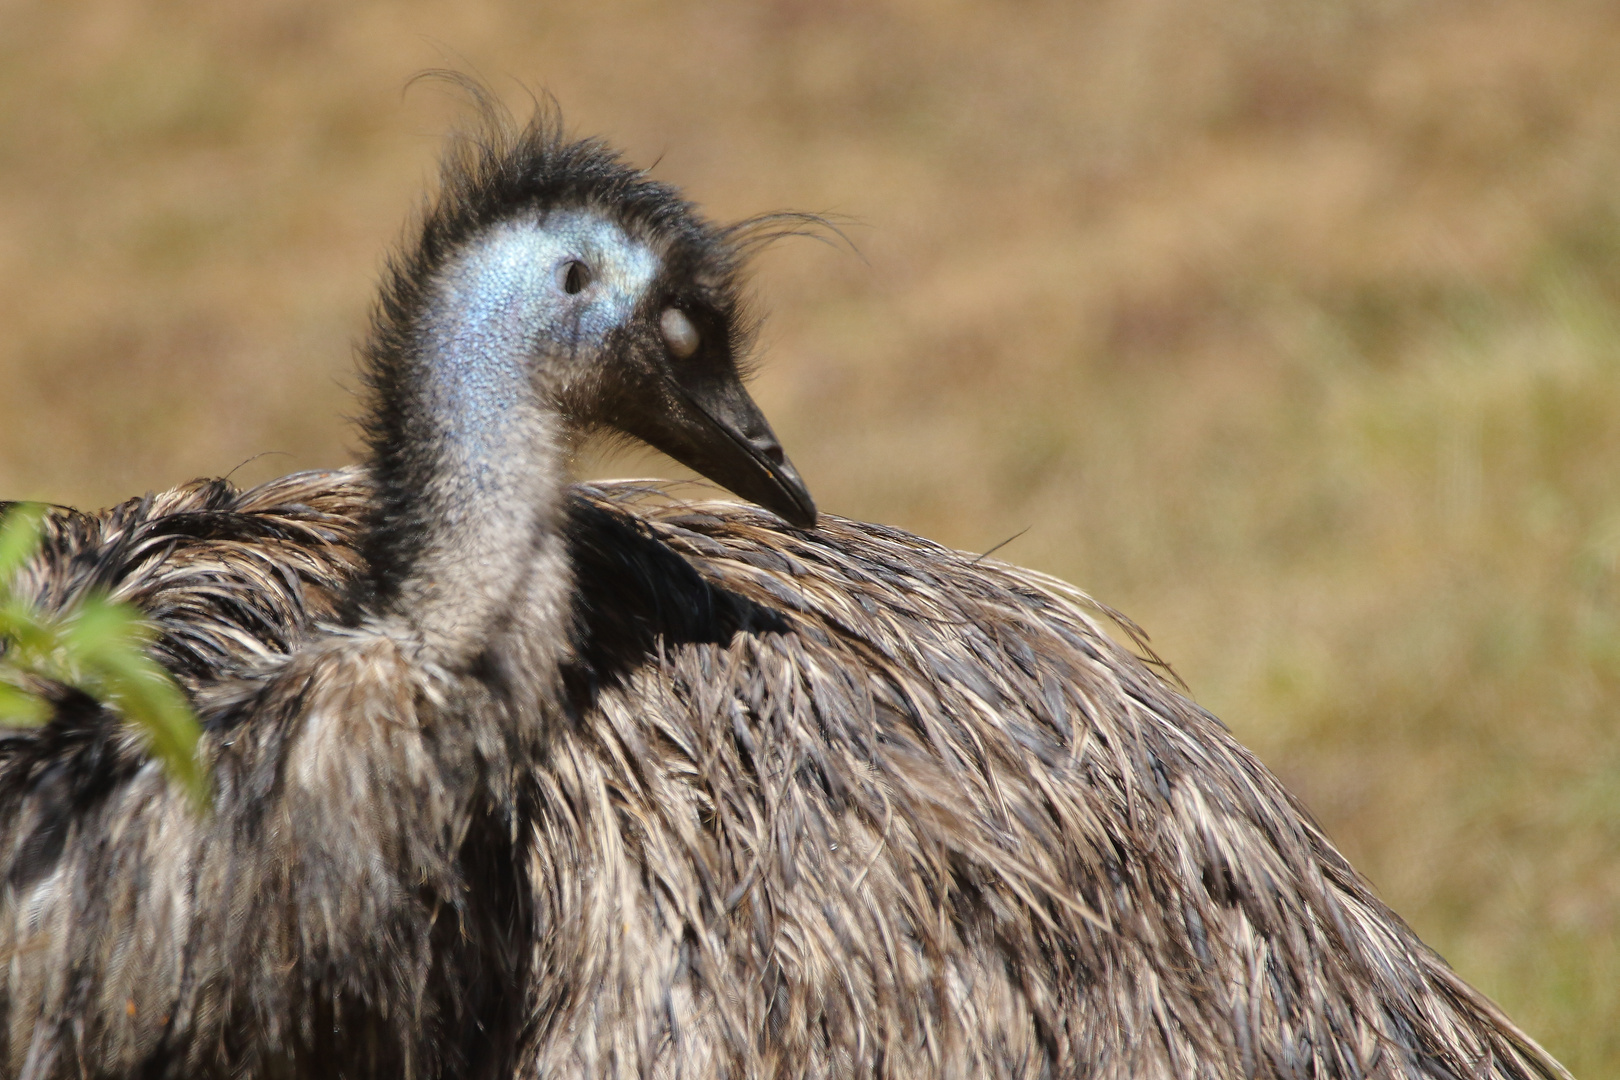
762 443 785 466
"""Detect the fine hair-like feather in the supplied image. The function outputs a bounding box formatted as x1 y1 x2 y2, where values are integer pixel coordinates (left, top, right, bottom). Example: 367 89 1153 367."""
545 484 1571 1080
7 465 1570 1079
0 471 532 1079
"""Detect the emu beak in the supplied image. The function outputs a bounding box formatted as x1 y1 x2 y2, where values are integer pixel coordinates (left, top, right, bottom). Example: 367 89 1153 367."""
672 377 817 527
631 371 817 528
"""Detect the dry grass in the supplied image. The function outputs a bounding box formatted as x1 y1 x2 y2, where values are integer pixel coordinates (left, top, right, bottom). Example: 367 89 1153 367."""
2 1 1617 1072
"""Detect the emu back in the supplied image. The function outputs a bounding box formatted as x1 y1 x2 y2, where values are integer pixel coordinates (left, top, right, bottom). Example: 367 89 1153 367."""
0 468 1569 1079
540 486 1566 1080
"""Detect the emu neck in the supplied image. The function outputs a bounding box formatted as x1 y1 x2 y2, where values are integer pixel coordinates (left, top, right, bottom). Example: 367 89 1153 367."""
372 229 574 669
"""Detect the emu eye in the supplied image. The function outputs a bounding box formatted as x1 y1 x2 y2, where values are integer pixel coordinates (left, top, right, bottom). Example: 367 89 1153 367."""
560 260 592 295
659 307 700 359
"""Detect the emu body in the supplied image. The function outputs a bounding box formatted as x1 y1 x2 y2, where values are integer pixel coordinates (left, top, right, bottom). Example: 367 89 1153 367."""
6 466 1568 1080
540 491 1570 1080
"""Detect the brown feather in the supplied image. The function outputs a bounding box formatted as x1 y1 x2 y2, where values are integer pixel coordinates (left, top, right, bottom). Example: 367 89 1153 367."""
1 467 532 1078
4 468 1568 1079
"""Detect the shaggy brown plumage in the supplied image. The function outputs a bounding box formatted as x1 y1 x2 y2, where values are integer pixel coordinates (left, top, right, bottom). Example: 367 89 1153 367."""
0 471 531 1080
6 466 1570 1079
548 485 1572 1080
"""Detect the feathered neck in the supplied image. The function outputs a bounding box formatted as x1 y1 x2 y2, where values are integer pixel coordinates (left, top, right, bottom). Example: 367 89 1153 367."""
355 226 574 671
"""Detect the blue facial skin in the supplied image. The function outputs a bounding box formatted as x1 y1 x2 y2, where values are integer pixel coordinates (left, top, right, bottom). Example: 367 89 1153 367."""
421 210 659 469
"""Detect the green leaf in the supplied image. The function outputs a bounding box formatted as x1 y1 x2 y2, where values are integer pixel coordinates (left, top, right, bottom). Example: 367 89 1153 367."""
67 595 147 656
85 642 209 809
0 680 49 726
0 510 210 809
0 603 56 657
0 504 46 585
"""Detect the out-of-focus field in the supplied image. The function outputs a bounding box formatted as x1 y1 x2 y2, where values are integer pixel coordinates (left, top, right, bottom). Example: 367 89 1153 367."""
2 1 1617 1069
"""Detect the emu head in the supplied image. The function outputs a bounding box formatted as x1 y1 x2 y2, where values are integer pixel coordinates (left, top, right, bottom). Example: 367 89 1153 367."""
364 103 817 533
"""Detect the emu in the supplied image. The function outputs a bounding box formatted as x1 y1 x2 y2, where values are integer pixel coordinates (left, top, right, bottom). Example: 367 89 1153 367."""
0 110 812 1077
2 104 1571 1080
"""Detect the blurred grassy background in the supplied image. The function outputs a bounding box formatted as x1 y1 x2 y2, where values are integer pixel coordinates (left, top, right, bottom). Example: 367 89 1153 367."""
2 0 1617 1069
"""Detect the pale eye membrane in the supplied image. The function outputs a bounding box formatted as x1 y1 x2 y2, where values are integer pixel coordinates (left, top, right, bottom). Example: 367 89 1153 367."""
660 307 700 359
